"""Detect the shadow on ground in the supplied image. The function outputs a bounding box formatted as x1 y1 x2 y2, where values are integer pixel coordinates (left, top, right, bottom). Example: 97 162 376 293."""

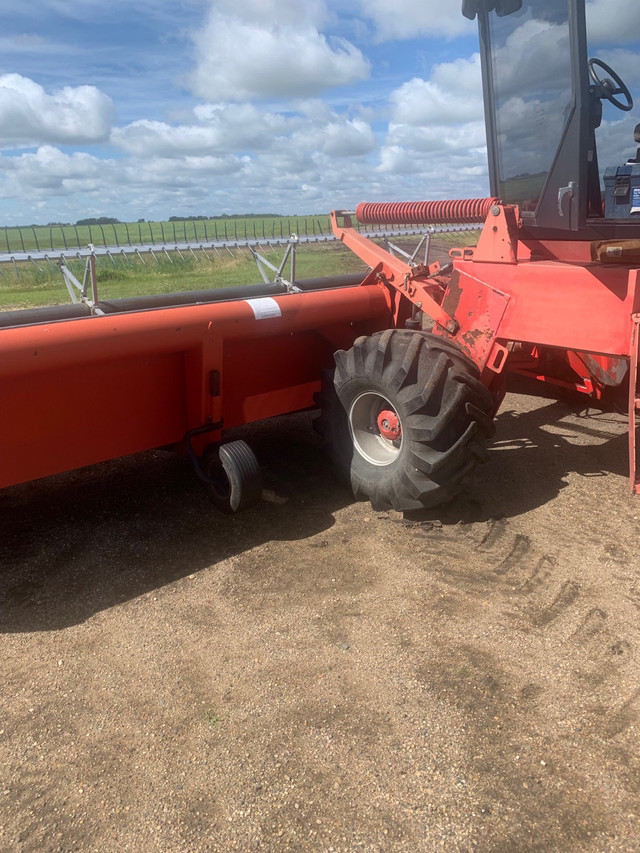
0 386 629 633
0 413 349 633
411 379 629 524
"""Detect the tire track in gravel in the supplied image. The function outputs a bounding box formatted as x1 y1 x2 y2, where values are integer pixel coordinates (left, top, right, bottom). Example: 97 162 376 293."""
381 511 640 753
348 506 640 849
2 398 640 852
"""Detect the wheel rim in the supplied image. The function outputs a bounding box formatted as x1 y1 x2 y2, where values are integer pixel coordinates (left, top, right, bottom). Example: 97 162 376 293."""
348 391 403 466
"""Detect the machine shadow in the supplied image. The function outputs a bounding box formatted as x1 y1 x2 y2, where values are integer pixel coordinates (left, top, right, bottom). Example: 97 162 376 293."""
0 392 631 633
0 412 352 634
409 379 631 524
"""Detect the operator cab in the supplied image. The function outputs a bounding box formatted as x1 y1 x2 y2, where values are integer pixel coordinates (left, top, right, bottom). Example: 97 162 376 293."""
463 0 640 238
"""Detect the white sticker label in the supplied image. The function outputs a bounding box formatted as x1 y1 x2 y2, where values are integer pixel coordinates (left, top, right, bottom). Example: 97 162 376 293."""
245 297 282 319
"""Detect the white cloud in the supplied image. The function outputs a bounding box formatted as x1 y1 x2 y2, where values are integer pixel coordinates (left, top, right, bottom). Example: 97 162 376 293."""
385 120 486 154
0 146 116 196
587 0 640 45
431 54 483 97
375 145 415 175
292 112 376 157
112 101 375 164
490 18 571 99
389 72 483 127
0 74 114 147
0 1 501 222
358 0 475 41
189 1 369 101
112 105 293 158
0 86 382 221
379 49 486 188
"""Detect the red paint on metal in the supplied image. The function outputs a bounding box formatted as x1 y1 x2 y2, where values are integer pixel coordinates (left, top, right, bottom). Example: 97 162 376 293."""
0 285 392 489
471 205 520 264
377 410 401 440
331 211 454 331
438 271 510 370
451 259 640 358
629 314 640 494
5 196 640 497
355 198 500 225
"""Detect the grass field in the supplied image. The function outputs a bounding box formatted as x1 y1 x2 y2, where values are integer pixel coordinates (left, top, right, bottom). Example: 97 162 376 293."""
1 215 335 255
0 229 480 312
0 242 368 311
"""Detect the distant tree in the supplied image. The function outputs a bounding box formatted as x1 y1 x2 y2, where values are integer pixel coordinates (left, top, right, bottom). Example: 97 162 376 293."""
76 216 121 226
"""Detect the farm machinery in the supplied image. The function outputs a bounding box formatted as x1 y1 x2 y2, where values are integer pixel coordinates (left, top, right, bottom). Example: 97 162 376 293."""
1 0 640 513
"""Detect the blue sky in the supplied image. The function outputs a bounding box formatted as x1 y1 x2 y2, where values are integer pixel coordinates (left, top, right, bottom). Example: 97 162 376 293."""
0 0 638 225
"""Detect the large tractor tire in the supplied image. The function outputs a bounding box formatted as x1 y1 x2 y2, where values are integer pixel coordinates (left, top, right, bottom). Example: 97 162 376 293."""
315 329 496 511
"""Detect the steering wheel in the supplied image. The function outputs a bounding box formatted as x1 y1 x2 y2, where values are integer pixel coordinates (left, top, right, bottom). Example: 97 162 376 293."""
588 58 633 111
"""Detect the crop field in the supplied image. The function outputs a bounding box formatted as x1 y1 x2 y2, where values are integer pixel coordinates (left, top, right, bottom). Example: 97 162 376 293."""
0 215 336 256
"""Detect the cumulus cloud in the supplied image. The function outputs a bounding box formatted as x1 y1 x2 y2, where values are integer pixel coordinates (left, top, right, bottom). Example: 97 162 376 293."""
389 72 483 127
292 111 376 157
112 104 294 158
112 100 375 165
189 0 369 101
379 49 486 188
489 18 571 100
0 145 116 196
0 74 115 147
0 1 499 222
359 0 475 41
587 0 640 45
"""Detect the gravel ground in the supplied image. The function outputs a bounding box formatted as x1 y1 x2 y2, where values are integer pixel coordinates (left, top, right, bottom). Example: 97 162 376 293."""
1 383 639 852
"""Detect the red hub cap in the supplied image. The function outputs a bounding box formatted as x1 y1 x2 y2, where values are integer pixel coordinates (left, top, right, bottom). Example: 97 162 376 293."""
377 409 401 441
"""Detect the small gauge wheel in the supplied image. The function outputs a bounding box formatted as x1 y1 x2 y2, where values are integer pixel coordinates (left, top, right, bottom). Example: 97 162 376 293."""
202 440 262 513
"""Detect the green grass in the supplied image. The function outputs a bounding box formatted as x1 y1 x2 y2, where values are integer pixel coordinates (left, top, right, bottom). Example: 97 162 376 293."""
0 230 480 312
0 242 368 310
0 214 335 255
203 710 221 727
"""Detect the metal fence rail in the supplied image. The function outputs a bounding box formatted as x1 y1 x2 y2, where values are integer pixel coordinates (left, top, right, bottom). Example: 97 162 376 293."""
0 223 481 267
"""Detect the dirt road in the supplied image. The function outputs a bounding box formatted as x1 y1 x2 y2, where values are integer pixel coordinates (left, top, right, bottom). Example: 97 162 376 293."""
1 383 639 852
